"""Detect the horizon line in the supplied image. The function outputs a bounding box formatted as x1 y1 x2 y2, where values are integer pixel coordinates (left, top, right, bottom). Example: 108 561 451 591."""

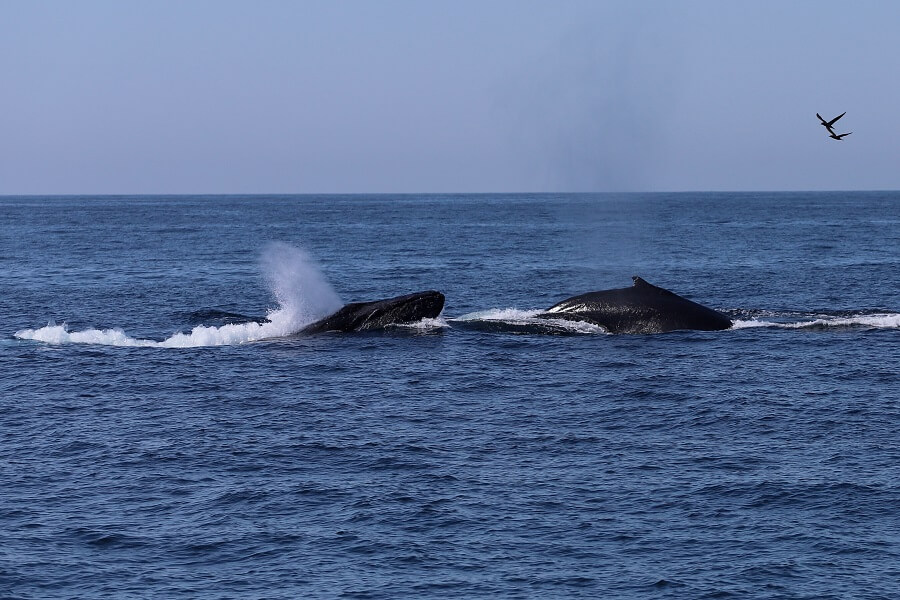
2 188 898 199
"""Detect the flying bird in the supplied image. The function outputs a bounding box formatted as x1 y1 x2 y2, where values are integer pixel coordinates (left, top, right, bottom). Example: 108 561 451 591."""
817 112 846 134
828 131 852 140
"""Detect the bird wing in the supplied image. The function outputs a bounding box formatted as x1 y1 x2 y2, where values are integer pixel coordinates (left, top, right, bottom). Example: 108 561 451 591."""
827 112 846 126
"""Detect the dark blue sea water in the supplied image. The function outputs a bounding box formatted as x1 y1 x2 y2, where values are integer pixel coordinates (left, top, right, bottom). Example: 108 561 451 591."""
2 192 899 599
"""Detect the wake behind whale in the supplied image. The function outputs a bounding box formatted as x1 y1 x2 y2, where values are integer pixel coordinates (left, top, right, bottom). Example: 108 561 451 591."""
14 254 898 346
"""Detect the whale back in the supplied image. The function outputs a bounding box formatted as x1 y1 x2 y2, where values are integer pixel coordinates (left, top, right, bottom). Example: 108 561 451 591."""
541 276 731 334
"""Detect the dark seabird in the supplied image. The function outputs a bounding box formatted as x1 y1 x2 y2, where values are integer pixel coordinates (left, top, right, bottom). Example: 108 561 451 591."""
817 112 846 134
828 131 852 140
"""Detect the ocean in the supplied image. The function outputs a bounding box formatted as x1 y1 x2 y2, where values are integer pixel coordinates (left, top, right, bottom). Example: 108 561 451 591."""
2 192 898 598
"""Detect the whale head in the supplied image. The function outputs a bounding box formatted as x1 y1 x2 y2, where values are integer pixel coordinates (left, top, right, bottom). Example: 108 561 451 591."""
300 290 445 333
364 290 445 327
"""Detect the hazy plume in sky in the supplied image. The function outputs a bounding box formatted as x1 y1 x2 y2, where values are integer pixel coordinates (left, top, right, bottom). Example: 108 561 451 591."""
2 1 898 194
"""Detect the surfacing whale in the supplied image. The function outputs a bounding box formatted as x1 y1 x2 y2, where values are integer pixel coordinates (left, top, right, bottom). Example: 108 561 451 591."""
299 290 445 334
536 276 732 334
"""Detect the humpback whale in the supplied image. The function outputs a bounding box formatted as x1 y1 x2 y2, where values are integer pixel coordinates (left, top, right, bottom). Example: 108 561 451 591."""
299 290 445 334
817 112 846 135
536 277 732 334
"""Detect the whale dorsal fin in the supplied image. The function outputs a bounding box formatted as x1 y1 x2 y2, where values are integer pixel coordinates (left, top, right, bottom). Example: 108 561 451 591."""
632 276 675 296
632 276 652 288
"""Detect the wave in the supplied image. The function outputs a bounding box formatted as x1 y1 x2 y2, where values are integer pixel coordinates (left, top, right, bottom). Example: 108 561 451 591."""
732 312 900 331
15 243 344 348
184 309 268 326
456 308 545 322
451 309 608 335
450 308 899 335
15 320 288 348
395 316 450 331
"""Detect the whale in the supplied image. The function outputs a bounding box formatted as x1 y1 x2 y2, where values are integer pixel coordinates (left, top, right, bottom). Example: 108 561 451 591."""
299 290 445 334
535 276 732 334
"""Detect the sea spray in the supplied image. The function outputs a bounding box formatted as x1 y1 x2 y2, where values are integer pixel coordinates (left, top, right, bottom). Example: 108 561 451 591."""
260 242 343 331
15 243 345 347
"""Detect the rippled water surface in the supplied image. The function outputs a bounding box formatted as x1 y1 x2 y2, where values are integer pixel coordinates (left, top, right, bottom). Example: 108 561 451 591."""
2 192 899 598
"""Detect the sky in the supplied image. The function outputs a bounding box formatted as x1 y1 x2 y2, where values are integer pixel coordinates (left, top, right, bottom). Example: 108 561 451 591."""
2 0 898 194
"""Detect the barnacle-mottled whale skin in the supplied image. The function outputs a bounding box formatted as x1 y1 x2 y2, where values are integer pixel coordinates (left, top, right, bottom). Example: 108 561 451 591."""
300 291 445 334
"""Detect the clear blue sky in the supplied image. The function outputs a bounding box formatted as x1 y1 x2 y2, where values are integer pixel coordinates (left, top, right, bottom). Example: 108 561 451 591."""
2 0 898 194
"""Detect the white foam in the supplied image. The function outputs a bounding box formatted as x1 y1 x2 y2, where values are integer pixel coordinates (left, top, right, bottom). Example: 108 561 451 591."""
730 319 781 330
16 324 155 347
454 308 608 334
15 243 344 348
732 313 900 330
396 316 449 330
554 320 609 334
456 308 544 321
16 311 299 348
